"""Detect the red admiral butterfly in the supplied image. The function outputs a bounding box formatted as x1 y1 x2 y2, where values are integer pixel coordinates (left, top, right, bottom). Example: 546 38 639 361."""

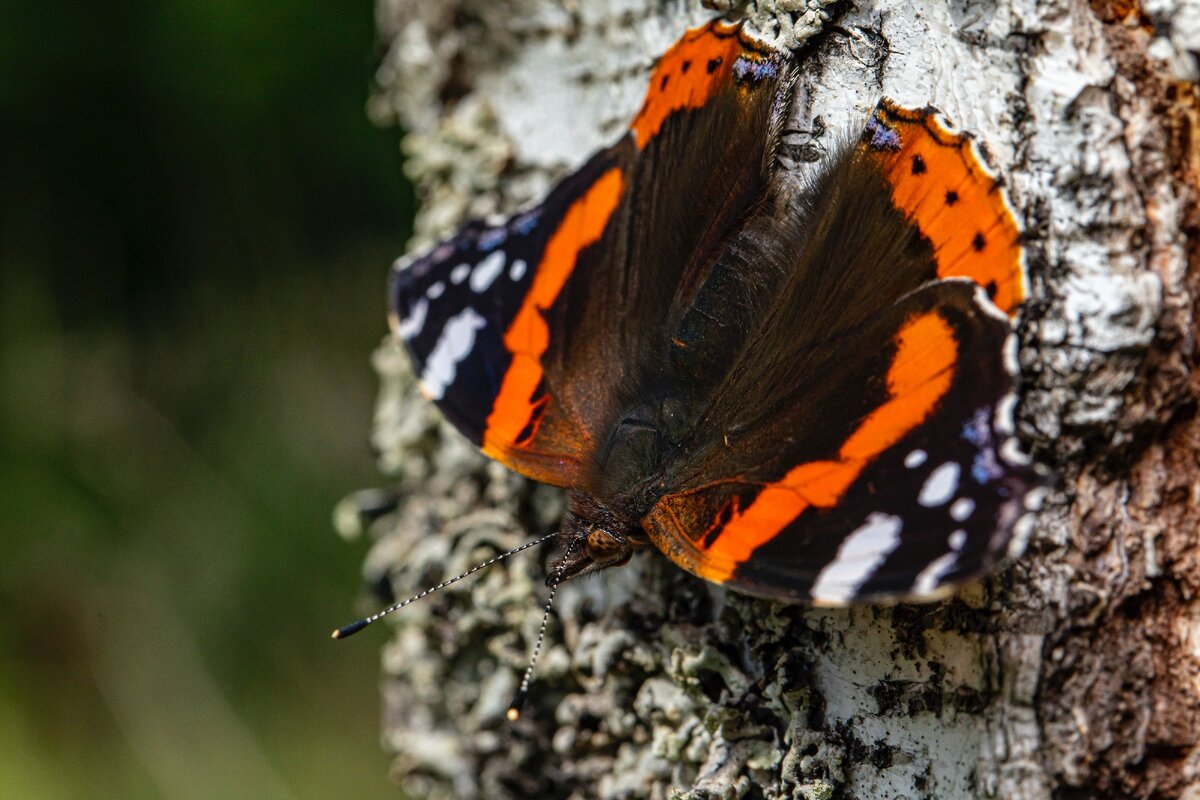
340 19 1043 711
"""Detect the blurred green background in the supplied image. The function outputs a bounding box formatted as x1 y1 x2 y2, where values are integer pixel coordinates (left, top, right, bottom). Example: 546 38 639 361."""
0 0 413 797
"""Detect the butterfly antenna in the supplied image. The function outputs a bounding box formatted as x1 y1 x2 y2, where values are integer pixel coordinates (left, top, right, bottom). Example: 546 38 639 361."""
506 579 559 722
505 547 574 723
331 532 555 639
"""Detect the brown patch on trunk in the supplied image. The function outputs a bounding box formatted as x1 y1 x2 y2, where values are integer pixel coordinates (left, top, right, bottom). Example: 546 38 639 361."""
1088 0 1146 25
1045 6 1200 799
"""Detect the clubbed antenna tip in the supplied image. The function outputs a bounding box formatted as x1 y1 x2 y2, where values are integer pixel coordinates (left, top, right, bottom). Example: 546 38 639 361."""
506 695 526 722
331 619 369 639
505 580 559 723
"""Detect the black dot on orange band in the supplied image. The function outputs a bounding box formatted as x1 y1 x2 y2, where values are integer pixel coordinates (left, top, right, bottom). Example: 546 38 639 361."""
911 154 927 175
681 60 691 73
945 190 959 206
986 280 998 299
972 232 986 251
660 74 669 90
707 57 723 73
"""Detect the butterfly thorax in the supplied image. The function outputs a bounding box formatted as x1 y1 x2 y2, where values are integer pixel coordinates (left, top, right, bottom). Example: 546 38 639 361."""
549 390 691 583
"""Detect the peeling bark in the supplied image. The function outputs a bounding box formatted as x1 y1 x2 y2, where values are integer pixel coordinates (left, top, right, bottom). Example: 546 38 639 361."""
342 1 1200 797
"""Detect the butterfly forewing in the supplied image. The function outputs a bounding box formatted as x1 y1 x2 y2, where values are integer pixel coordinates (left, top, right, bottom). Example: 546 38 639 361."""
390 147 625 466
390 21 794 488
636 101 1040 603
644 279 1035 603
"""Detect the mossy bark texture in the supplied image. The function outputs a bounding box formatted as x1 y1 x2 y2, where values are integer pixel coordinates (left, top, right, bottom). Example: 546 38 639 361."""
347 1 1200 797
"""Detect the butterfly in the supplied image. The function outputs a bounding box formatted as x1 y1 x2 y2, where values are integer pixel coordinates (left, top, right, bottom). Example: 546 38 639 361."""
378 20 1042 623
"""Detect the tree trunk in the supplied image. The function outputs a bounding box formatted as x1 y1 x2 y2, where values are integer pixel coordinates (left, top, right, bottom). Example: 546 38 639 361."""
347 1 1200 797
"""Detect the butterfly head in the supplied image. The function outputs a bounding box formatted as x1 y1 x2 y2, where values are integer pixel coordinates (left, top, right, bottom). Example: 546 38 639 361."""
549 491 648 585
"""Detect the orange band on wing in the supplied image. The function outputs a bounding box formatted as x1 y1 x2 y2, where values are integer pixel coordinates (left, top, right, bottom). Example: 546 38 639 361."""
863 101 1025 316
839 312 958 461
632 22 753 149
482 168 625 466
693 312 959 583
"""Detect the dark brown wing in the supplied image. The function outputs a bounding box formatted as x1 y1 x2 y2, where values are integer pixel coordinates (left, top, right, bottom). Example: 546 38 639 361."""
637 103 1040 602
390 21 793 486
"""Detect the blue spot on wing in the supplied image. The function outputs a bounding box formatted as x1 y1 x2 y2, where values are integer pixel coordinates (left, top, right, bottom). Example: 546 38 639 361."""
733 57 779 82
512 211 540 236
478 228 508 251
864 115 902 151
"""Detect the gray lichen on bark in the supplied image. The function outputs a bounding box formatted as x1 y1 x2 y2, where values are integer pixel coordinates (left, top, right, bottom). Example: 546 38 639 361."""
339 0 1200 797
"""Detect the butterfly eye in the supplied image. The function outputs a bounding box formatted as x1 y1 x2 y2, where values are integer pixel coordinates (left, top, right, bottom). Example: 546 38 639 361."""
586 528 623 558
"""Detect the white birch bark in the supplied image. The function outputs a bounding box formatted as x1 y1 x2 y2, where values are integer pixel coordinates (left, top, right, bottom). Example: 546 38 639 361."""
343 1 1200 797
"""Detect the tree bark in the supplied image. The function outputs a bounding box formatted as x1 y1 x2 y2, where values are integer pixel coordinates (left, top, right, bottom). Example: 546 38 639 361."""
347 1 1200 797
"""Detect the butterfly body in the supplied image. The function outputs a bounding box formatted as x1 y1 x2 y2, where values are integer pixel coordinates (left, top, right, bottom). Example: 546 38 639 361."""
390 20 1042 605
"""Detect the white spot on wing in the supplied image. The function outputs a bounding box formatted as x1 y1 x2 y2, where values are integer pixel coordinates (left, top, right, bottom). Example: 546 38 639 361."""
426 281 445 299
396 298 428 340
450 264 470 284
1000 437 1032 466
950 497 976 522
509 258 527 281
911 529 968 596
912 553 959 596
1024 486 1047 511
470 250 506 292
1009 513 1036 558
919 462 960 507
995 392 1018 436
1002 330 1020 374
811 513 903 603
905 449 927 469
972 282 1011 322
419 308 486 400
